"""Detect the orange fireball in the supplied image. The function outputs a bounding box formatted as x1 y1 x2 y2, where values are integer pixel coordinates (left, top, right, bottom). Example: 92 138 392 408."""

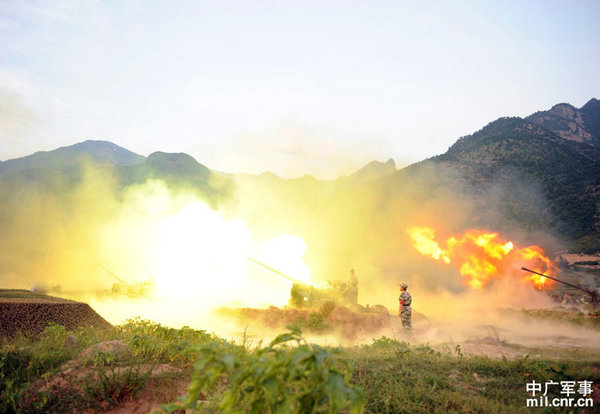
407 226 554 290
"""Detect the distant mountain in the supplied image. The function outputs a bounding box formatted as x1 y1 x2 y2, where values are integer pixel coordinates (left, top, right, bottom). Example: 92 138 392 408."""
145 152 210 175
0 140 145 177
346 159 396 183
580 98 600 142
526 98 600 147
0 98 598 256
118 151 224 198
0 140 234 213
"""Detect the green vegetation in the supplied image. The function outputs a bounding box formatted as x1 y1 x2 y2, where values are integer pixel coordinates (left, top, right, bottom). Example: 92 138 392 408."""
580 98 600 145
350 337 600 413
159 325 363 413
1 324 75 412
118 317 215 367
0 319 216 413
2 319 600 413
293 311 331 333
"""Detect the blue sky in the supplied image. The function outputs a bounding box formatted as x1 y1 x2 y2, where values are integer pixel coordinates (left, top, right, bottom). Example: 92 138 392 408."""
1 0 599 178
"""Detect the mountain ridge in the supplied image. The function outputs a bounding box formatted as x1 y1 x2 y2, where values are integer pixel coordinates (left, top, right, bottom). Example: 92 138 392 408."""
426 111 600 251
0 98 598 252
1 98 598 181
0 140 145 176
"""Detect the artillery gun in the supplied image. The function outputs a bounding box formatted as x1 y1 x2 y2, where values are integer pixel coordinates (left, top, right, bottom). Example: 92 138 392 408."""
521 267 600 308
249 258 387 315
97 263 155 298
215 259 394 339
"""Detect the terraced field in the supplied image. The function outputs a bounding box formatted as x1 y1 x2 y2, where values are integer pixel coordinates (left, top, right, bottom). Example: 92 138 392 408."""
0 289 111 338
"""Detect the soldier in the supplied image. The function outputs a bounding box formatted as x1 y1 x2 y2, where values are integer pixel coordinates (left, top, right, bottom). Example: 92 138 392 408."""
344 268 359 305
399 283 412 330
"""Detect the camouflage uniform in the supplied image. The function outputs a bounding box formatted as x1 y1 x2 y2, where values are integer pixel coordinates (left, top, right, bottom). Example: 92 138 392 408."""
399 290 412 329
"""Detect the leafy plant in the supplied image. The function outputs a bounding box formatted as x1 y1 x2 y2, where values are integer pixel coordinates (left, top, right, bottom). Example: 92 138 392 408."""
0 323 80 413
454 344 463 358
293 312 330 333
369 336 405 349
159 325 365 413
119 317 214 366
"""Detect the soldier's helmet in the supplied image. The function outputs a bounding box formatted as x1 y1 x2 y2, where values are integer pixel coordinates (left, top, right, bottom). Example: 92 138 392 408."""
400 283 408 289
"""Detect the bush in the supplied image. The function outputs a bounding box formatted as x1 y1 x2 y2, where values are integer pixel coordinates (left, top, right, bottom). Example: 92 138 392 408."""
0 324 79 413
119 318 214 366
159 325 365 413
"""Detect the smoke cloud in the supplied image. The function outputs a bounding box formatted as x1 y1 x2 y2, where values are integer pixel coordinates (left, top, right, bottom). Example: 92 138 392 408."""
0 157 597 350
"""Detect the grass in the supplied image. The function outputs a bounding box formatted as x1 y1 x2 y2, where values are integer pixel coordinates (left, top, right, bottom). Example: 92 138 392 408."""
1 318 600 413
0 319 216 413
350 337 600 413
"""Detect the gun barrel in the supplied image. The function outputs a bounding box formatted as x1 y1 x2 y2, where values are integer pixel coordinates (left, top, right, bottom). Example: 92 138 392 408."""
97 262 127 284
248 257 300 283
521 267 594 297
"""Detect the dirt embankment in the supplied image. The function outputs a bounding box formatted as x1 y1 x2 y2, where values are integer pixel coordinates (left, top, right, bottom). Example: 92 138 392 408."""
0 290 112 338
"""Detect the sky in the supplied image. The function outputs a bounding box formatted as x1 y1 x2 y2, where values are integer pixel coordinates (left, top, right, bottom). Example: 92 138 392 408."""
1 0 599 179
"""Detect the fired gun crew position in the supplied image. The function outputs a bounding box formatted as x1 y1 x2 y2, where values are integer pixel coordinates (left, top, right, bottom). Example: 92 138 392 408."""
521 267 600 308
249 258 361 308
248 258 388 315
97 262 155 298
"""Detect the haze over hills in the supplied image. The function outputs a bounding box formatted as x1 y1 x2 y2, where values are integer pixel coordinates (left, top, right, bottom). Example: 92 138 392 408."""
0 140 145 176
0 98 599 290
2 99 597 184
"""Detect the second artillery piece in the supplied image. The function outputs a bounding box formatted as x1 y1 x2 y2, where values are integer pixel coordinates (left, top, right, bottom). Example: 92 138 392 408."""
521 267 600 308
97 263 155 298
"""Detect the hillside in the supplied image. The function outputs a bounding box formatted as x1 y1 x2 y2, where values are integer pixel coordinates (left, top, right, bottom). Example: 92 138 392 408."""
425 116 600 251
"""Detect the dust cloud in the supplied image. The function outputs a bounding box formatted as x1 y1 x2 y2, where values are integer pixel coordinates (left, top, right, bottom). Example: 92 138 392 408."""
219 160 598 349
0 158 597 351
0 164 120 290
